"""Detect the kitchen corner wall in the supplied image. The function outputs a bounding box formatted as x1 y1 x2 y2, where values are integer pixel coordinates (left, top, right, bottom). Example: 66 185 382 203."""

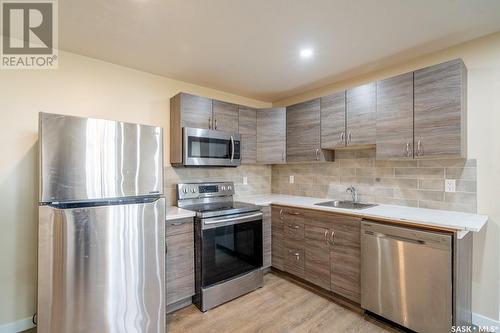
272 148 477 213
164 165 271 205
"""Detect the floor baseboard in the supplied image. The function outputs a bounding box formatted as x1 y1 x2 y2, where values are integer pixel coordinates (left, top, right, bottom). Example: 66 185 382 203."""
472 312 500 331
0 317 35 333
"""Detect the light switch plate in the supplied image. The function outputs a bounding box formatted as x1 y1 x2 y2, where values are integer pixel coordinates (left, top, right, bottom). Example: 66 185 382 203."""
445 179 456 193
289 175 294 184
243 176 248 185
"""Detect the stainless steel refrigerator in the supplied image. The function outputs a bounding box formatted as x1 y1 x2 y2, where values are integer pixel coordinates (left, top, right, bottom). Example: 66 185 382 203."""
37 112 166 333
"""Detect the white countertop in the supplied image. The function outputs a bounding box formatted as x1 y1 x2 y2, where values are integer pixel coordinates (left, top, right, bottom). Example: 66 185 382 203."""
238 194 488 236
166 206 196 221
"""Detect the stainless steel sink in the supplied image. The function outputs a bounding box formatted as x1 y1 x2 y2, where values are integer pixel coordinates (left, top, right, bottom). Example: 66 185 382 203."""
315 200 377 210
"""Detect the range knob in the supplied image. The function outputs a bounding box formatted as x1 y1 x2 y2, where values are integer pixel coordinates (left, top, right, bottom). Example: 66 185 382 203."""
183 188 188 194
191 188 196 193
221 186 226 191
228 186 232 190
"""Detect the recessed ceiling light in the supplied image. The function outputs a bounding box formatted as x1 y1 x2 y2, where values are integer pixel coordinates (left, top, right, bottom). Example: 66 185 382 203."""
300 48 313 58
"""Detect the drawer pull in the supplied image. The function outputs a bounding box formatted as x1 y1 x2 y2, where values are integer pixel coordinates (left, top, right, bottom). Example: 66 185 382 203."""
287 224 300 229
171 222 185 226
287 212 301 216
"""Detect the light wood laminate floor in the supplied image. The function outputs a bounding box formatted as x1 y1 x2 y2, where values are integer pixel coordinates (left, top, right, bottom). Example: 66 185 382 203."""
168 273 393 333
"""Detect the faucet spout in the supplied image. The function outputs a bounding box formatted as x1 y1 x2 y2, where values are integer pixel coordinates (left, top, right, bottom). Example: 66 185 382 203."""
346 186 358 203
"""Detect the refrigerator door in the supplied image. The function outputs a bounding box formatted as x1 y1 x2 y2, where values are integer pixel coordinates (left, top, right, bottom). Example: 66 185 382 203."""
39 112 163 203
38 197 166 333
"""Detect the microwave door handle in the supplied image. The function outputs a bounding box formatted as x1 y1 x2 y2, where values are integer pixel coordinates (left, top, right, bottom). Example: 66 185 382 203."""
230 135 235 162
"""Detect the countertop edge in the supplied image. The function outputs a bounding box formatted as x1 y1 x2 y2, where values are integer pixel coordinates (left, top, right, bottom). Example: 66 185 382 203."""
165 207 196 221
239 195 488 234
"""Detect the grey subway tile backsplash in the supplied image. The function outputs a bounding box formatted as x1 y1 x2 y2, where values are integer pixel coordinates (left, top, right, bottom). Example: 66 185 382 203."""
271 148 477 213
165 148 477 213
164 165 272 205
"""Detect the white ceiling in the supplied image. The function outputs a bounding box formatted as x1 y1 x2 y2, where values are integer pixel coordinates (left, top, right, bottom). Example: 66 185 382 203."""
59 0 500 102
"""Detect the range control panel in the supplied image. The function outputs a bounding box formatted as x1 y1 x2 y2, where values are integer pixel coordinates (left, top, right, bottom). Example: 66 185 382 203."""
177 182 235 200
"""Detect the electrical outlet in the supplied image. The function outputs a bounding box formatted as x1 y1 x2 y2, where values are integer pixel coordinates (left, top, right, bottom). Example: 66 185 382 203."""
289 175 294 184
243 176 248 185
445 179 456 193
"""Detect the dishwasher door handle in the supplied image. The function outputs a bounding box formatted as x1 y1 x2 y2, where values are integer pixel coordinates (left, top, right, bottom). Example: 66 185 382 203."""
364 230 426 245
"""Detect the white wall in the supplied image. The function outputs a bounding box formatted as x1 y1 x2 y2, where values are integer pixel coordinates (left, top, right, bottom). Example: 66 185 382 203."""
275 32 500 322
0 51 270 327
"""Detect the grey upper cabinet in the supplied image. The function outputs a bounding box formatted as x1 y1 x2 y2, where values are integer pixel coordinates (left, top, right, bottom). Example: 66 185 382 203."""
170 92 214 164
287 99 329 162
176 93 213 130
213 100 239 133
238 106 257 164
257 108 286 164
321 91 346 149
346 82 377 146
414 59 467 159
376 72 414 160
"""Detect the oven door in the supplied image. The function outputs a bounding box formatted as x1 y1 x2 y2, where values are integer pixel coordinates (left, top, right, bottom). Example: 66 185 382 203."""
200 212 263 288
183 127 241 166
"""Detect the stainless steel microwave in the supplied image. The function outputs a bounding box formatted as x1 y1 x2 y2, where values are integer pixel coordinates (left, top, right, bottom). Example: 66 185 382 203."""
181 127 241 167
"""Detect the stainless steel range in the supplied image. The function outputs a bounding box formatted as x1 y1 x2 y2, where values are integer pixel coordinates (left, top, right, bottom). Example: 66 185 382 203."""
177 182 263 312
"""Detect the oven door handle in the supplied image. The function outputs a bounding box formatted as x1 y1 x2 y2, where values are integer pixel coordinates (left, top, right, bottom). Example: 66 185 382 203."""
230 135 235 163
202 212 263 229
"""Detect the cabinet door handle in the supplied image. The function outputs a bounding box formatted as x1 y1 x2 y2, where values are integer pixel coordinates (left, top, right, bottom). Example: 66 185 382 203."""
417 140 422 157
282 152 285 162
347 132 352 145
406 142 411 157
330 230 335 245
324 229 328 245
287 211 301 216
340 131 345 144
215 118 218 130
315 148 320 161
208 117 212 129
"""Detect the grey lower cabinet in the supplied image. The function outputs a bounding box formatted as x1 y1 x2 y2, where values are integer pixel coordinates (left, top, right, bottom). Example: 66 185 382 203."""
213 100 239 133
287 99 332 162
271 206 361 304
239 106 257 164
376 72 414 159
414 59 467 159
271 207 285 270
304 224 331 290
261 206 272 268
166 217 195 311
257 108 287 164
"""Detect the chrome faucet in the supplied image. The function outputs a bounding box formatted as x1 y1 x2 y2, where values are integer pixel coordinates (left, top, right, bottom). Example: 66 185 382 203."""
346 186 358 203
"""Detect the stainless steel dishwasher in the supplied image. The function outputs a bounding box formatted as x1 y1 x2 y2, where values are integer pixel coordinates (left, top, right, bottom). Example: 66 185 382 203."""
361 220 453 333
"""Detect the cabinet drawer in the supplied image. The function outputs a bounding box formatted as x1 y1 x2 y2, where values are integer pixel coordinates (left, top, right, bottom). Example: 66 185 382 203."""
166 218 194 237
284 221 304 240
285 247 305 279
